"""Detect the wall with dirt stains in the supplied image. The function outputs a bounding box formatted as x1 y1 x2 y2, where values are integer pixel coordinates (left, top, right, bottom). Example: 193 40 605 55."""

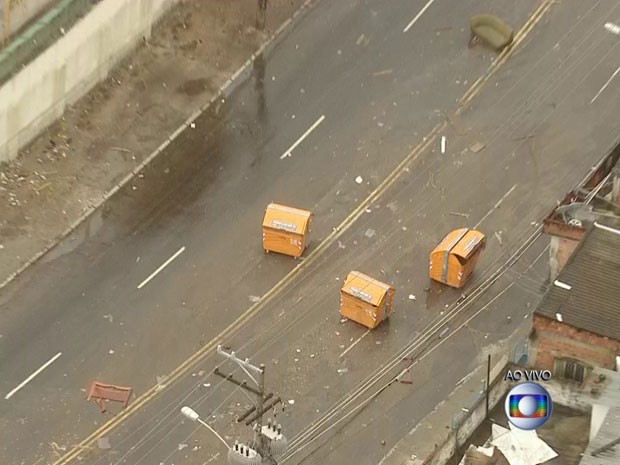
0 0 179 164
0 0 57 44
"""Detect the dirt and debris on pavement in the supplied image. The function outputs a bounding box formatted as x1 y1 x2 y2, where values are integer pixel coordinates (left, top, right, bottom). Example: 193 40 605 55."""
0 0 309 286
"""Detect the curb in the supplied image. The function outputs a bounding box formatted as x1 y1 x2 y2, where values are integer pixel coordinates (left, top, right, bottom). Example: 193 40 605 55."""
0 0 319 291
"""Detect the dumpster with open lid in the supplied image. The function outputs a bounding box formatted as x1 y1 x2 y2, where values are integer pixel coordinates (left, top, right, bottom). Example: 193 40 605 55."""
340 271 395 329
429 228 486 288
262 203 313 258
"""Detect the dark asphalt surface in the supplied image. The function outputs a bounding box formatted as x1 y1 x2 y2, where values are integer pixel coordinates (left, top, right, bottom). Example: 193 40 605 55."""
1 0 620 464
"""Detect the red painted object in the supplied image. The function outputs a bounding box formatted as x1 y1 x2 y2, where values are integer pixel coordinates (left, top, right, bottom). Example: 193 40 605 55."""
87 381 133 413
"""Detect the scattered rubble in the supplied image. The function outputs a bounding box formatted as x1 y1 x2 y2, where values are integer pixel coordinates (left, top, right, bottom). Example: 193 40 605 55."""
469 141 486 153
494 231 503 245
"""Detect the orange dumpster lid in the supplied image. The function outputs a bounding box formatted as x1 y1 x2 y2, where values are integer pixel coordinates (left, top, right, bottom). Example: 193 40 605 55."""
263 203 312 234
431 228 485 259
451 230 485 259
431 228 469 255
341 271 393 306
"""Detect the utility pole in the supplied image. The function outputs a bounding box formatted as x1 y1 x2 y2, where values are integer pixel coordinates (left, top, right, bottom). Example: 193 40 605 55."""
215 345 287 464
485 354 491 418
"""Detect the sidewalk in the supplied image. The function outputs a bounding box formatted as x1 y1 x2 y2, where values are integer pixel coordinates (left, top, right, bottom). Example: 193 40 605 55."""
0 0 312 288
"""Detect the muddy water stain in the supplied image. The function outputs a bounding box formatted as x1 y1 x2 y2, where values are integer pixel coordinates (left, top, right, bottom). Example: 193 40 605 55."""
178 78 213 96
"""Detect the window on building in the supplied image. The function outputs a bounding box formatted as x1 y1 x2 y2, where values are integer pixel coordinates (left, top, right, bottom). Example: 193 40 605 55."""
554 358 588 383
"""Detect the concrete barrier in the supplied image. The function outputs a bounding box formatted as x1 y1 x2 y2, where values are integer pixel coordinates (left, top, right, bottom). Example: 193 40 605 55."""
0 0 179 163
0 0 94 85
0 0 56 43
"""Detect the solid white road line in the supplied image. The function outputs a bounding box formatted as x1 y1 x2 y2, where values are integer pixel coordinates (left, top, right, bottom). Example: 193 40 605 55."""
403 0 437 33
340 330 371 358
474 184 518 229
137 246 186 289
5 352 62 400
590 65 620 104
280 115 326 159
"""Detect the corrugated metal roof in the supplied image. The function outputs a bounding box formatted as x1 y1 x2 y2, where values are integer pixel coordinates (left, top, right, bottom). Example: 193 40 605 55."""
580 406 620 465
535 222 620 340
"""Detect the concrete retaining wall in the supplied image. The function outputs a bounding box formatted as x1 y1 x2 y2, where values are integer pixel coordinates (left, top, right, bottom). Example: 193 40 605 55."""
454 372 511 447
426 437 456 465
0 0 95 85
0 0 179 163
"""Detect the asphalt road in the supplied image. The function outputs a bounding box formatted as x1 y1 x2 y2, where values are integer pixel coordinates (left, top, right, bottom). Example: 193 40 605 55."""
1 0 620 464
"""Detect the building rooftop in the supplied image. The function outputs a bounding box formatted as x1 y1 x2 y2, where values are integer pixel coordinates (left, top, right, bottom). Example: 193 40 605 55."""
580 406 620 465
535 222 620 341
576 368 620 465
543 367 620 465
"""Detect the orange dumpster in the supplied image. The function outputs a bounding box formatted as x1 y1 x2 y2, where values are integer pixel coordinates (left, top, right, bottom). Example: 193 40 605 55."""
429 228 486 288
262 203 313 258
340 271 395 329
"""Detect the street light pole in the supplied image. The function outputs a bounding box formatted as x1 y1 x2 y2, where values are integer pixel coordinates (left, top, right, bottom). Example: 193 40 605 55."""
181 406 230 449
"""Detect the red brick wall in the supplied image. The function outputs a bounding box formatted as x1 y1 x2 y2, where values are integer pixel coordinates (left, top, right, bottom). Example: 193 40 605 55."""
532 314 620 371
556 237 580 274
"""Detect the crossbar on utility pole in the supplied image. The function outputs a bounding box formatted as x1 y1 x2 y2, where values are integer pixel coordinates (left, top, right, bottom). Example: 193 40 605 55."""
245 396 282 426
213 368 262 396
237 392 274 423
